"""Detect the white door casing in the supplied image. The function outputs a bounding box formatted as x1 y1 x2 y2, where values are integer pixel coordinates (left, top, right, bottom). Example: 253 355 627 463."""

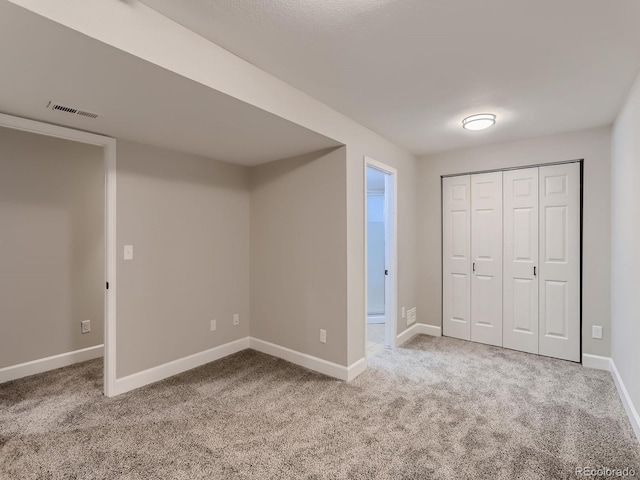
503 168 539 354
538 163 580 362
442 175 471 340
470 172 503 346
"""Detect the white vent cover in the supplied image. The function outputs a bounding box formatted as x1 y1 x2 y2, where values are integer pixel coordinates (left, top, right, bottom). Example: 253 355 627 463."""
47 101 99 119
406 307 417 327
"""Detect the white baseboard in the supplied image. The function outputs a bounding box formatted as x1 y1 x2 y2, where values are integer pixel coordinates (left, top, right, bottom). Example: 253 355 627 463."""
249 337 360 381
418 323 442 337
582 353 640 443
113 337 250 396
347 357 368 381
582 353 612 371
0 344 103 384
610 360 640 442
113 336 366 397
396 323 442 347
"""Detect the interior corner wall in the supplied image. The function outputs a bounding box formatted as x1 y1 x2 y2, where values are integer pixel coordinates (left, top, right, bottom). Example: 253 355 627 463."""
10 0 421 372
249 147 349 366
417 126 612 358
0 126 104 368
115 140 250 378
611 72 640 412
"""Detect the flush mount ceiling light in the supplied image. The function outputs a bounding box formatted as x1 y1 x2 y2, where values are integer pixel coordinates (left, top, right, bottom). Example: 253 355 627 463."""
462 113 496 131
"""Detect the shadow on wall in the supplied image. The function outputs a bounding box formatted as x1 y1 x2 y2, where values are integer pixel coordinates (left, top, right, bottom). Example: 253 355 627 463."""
0 126 104 368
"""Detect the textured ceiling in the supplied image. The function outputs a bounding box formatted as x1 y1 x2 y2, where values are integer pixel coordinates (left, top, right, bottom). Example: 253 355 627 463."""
140 0 640 155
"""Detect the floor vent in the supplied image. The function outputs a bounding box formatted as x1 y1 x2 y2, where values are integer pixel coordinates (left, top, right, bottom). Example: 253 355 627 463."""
407 307 417 327
47 101 100 119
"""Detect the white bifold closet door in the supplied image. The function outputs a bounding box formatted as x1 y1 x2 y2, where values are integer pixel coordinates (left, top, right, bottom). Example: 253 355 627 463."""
443 162 580 361
470 172 503 346
503 168 539 354
538 163 580 362
442 175 471 340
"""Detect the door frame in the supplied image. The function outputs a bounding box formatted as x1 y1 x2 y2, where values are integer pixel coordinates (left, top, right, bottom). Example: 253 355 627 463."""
364 156 398 351
0 112 117 396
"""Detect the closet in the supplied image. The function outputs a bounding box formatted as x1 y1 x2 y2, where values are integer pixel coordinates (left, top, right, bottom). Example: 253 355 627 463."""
442 162 581 362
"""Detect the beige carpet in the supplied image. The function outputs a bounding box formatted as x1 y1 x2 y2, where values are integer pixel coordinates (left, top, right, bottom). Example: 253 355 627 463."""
1 335 639 479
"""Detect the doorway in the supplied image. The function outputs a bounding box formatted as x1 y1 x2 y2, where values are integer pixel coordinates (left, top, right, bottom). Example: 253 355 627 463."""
0 113 116 396
364 157 397 356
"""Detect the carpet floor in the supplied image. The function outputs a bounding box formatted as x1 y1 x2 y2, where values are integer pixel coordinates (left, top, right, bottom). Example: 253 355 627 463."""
1 335 639 479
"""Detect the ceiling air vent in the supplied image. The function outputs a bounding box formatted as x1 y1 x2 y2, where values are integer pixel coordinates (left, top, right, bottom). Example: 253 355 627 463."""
47 101 100 119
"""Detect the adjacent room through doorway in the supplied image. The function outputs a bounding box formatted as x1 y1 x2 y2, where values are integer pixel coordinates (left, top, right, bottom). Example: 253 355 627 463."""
0 125 106 389
365 161 397 356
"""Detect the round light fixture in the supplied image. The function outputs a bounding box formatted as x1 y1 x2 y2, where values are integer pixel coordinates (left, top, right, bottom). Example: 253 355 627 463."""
462 113 496 131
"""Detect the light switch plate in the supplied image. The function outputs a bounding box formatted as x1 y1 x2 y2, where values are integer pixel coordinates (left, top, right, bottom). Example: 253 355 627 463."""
124 245 133 261
320 329 327 344
210 319 216 331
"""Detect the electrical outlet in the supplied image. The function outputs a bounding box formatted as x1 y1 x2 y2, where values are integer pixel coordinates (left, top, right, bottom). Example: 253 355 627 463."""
592 325 603 340
81 320 91 334
320 329 327 344
233 314 239 326
210 319 216 331
401 307 406 319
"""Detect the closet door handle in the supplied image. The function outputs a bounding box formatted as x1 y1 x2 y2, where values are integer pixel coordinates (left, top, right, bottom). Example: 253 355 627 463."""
534 266 537 276
472 262 476 272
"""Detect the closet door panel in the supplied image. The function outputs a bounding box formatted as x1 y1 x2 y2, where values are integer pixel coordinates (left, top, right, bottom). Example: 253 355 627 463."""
539 163 580 362
442 175 471 340
503 168 539 354
470 172 503 346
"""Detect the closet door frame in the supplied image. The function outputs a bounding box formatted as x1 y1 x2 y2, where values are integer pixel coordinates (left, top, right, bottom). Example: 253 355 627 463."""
440 160 583 362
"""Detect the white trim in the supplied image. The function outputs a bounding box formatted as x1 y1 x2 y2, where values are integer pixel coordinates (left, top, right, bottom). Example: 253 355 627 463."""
0 112 117 397
364 156 398 354
113 337 250 396
346 357 368 382
418 324 442 337
610 360 640 442
250 337 355 381
113 337 366 396
582 353 612 371
396 323 443 347
582 354 640 442
0 345 103 384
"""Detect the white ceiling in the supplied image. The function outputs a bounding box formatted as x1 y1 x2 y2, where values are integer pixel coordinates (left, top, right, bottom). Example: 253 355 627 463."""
140 0 640 155
0 2 340 166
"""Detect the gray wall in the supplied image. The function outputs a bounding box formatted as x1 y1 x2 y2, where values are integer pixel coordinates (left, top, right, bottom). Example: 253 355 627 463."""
611 72 640 412
417 126 612 357
116 140 250 378
0 127 104 368
250 147 348 365
346 147 419 365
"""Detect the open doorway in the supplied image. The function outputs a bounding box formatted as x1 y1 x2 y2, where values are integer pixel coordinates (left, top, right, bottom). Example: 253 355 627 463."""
364 157 397 357
0 113 116 396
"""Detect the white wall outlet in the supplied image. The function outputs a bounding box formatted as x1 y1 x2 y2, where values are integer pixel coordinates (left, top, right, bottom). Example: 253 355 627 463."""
233 314 239 326
320 329 327 344
210 319 217 331
81 320 91 334
401 307 406 319
592 325 603 340
124 245 133 261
